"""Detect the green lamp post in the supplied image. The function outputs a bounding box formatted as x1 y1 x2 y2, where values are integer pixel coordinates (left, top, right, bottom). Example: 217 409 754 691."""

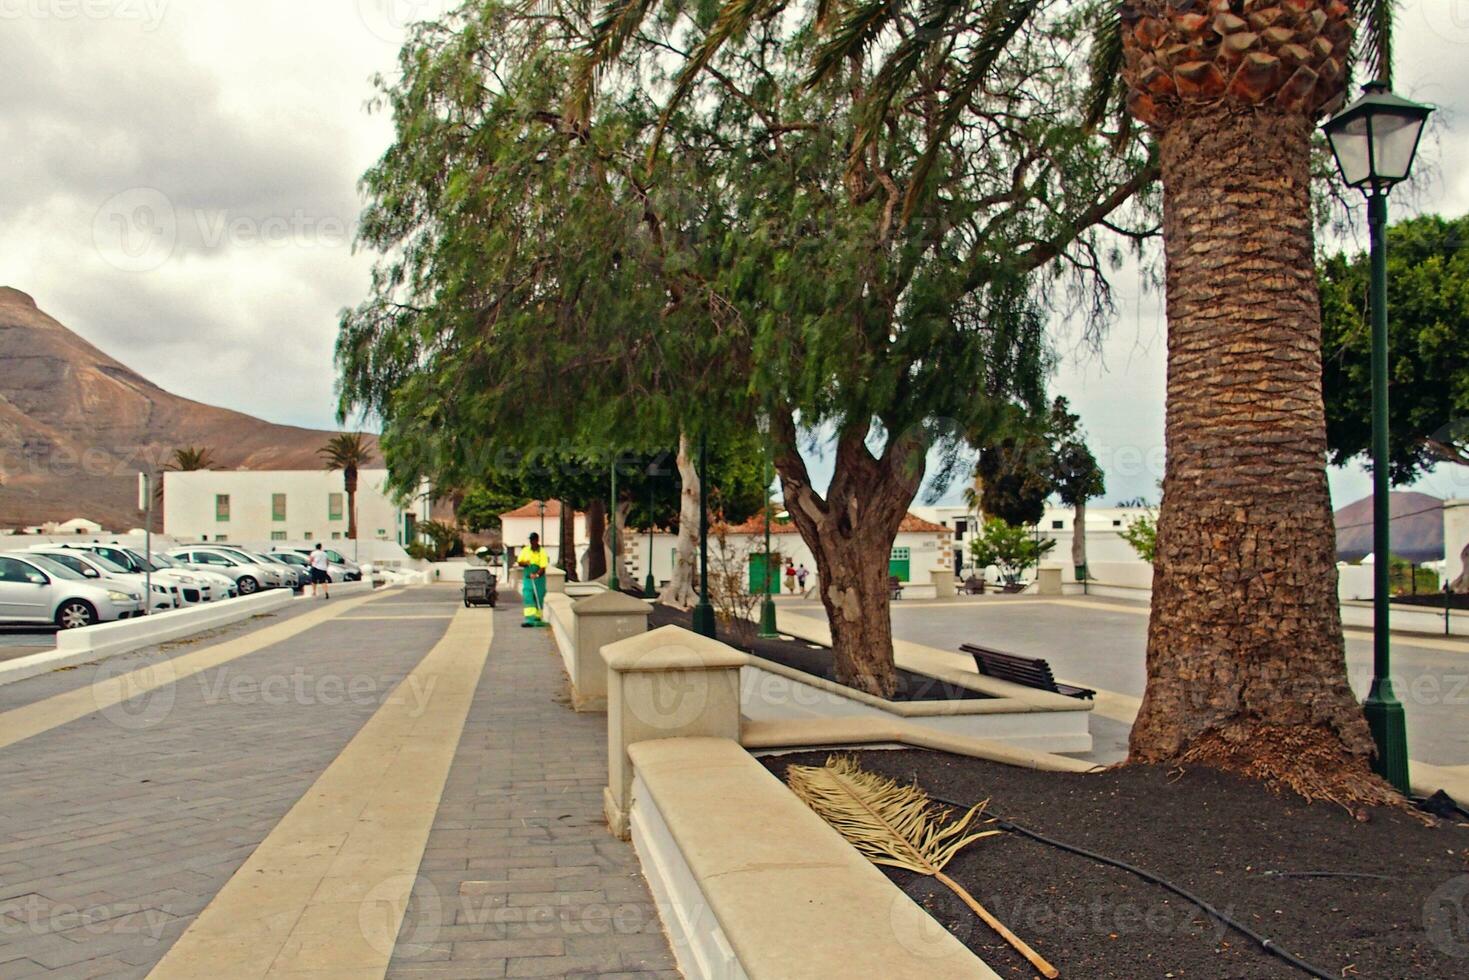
757 418 778 638
691 434 717 638
644 461 658 598
608 459 621 593
1323 81 1433 795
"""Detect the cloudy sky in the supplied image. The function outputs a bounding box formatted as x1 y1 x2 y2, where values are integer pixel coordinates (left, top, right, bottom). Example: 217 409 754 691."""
1 1 1466 507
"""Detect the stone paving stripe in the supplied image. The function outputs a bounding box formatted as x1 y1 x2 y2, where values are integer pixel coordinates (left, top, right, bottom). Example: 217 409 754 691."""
342 615 457 622
0 592 389 752
147 606 492 979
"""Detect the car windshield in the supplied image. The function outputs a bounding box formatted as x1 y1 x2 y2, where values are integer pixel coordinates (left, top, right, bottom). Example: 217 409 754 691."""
34 553 101 578
276 553 306 566
120 549 160 572
327 551 347 563
21 554 88 581
148 552 180 568
75 551 133 574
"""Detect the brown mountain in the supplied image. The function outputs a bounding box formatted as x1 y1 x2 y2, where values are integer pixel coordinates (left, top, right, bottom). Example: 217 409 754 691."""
0 287 376 531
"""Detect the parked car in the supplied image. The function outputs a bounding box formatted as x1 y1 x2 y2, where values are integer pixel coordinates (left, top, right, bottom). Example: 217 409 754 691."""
290 548 361 581
208 548 289 590
147 551 239 599
166 547 281 596
26 547 180 612
50 543 214 605
241 550 309 591
0 553 145 628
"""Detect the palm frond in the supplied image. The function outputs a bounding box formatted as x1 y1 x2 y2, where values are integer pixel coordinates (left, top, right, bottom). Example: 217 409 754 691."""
569 0 662 124
806 0 898 90
1082 1 1125 132
786 755 998 874
1355 0 1395 85
787 756 1060 978
647 0 786 164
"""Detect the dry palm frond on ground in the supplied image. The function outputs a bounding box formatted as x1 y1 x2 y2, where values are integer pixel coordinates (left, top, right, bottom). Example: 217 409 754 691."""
786 755 1060 978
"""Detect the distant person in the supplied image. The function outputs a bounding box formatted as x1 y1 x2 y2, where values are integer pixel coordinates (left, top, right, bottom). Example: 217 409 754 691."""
517 533 550 628
796 564 809 592
309 543 331 599
785 562 797 595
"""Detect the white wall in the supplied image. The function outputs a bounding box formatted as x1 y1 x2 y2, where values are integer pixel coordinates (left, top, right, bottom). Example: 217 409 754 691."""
1446 500 1469 589
163 469 422 546
501 511 589 569
911 504 1152 573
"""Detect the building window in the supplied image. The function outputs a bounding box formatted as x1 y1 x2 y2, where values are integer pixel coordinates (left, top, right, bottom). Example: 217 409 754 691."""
271 531 287 541
1052 520 1064 530
329 493 344 521
377 529 387 538
331 531 342 540
215 494 230 521
1113 519 1123 527
215 534 229 542
271 493 287 522
304 531 313 540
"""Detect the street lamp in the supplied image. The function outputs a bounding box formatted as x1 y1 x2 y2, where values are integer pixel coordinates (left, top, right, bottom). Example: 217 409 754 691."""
1323 80 1433 795
691 434 716 637
644 461 658 598
538 500 546 544
757 416 778 638
608 460 621 593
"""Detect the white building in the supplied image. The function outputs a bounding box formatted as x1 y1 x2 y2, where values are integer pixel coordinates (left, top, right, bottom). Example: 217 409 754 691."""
17 517 107 536
910 503 1153 574
163 468 428 547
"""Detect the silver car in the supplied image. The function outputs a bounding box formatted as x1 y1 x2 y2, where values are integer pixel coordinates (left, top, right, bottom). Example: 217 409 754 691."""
0 553 146 628
62 544 214 605
27 547 180 612
167 547 279 596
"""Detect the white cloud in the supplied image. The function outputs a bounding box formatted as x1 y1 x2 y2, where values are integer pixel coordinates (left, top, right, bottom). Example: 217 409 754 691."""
0 1 1464 509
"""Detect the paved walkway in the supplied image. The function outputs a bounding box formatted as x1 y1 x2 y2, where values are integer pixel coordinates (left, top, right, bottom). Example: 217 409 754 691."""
0 586 674 978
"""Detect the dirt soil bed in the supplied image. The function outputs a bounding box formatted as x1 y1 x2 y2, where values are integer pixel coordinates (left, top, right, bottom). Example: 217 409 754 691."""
761 749 1469 979
643 599 986 702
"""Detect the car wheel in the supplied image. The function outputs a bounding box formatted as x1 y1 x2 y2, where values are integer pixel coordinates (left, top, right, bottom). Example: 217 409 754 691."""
56 600 97 630
237 576 259 595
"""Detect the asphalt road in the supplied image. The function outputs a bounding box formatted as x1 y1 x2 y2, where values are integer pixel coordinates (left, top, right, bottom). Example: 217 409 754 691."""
844 595 1469 768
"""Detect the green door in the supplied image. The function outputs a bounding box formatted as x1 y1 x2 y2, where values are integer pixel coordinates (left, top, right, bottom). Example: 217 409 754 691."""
889 547 911 583
749 552 780 593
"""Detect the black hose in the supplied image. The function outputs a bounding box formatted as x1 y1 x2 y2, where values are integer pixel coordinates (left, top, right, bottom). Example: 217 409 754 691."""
928 793 1337 980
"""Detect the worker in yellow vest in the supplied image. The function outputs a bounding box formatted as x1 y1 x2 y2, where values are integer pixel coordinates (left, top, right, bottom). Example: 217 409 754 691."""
517 533 550 627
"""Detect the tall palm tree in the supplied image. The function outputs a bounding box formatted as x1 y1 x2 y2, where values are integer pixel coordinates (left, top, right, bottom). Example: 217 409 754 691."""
1100 1 1400 803
156 445 217 504
319 433 374 541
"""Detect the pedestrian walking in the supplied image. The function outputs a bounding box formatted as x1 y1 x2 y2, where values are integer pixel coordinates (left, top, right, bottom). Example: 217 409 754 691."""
796 563 809 592
785 561 797 595
309 543 331 599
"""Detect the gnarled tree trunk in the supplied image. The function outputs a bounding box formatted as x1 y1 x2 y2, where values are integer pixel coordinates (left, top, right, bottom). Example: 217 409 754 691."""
659 433 701 609
584 498 607 581
611 499 635 587
773 418 923 698
1129 111 1382 801
558 501 578 581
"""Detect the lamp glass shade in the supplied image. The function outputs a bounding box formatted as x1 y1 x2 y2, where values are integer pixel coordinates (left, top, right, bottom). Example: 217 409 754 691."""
1323 85 1432 193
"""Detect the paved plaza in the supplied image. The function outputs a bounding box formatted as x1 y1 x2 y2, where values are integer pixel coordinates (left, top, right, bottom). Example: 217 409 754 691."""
0 587 674 978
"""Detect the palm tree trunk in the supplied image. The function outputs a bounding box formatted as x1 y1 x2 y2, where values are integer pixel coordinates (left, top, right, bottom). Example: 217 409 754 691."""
1130 110 1388 803
345 468 359 541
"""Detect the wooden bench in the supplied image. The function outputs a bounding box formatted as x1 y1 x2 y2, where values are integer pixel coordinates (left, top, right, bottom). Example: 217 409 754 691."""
961 644 1095 700
888 575 904 600
961 575 986 595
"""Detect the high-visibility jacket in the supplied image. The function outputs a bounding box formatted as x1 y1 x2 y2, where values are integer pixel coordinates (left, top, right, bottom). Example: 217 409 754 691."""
517 546 549 573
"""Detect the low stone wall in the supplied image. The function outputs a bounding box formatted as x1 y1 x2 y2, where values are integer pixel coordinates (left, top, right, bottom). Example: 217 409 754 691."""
628 737 1000 980
0 591 295 688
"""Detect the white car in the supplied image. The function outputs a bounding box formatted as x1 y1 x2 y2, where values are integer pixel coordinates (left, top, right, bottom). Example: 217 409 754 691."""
51 544 215 605
27 547 180 612
167 547 280 596
146 550 238 599
0 553 145 628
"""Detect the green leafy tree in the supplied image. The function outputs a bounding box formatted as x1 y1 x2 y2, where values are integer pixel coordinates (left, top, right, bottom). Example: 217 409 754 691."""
339 0 1152 697
1321 213 1469 484
1119 511 1157 564
978 431 1054 527
1049 396 1105 574
969 517 1055 587
456 486 526 534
